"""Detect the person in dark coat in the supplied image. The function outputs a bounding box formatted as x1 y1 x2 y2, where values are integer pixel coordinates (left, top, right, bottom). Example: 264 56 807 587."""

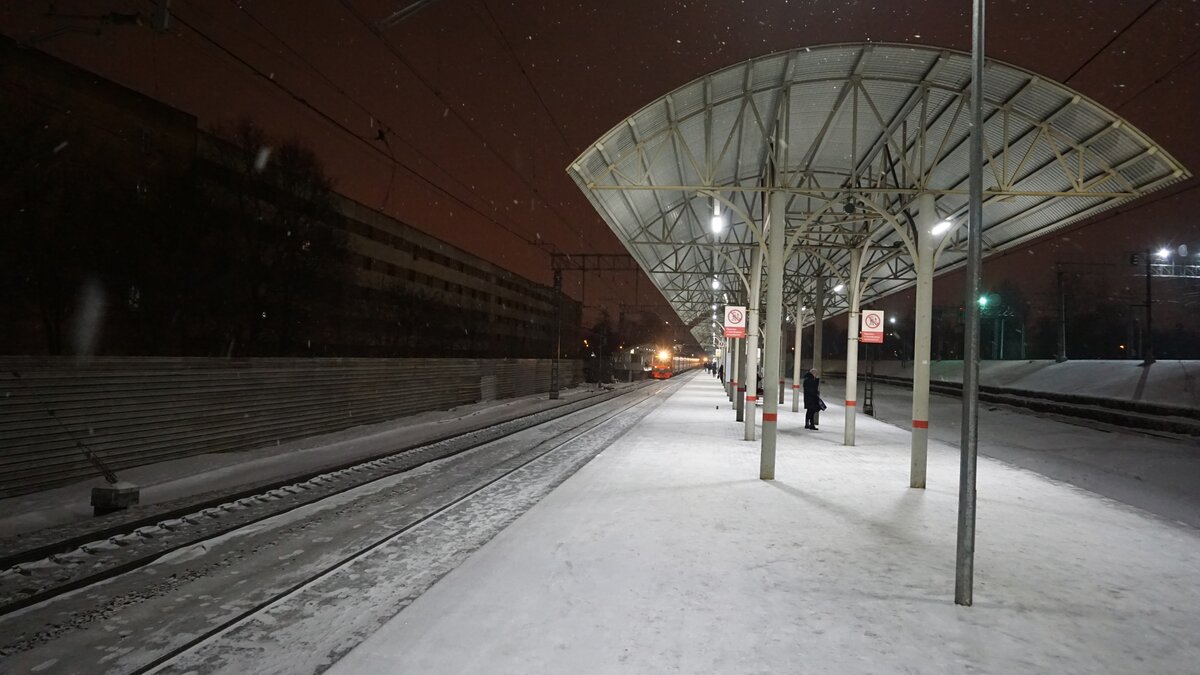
802 368 821 430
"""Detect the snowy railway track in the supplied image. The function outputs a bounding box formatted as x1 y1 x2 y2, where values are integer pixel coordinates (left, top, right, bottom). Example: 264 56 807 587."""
0 374 686 674
127 379 680 675
0 379 662 617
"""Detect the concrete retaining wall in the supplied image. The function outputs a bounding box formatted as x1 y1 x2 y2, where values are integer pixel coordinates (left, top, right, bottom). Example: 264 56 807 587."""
0 357 583 498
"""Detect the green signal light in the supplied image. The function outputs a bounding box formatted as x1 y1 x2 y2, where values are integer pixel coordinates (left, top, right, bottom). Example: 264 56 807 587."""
977 295 988 307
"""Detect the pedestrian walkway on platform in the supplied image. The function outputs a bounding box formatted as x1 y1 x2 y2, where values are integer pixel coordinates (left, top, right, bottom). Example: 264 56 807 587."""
331 372 1200 674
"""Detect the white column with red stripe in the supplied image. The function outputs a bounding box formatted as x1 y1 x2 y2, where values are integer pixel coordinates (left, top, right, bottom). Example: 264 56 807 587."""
811 278 825 426
791 295 803 413
760 188 787 479
910 193 938 488
742 247 764 441
843 247 864 447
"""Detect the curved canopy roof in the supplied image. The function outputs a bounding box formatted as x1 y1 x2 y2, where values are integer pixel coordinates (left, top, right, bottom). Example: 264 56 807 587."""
568 43 1190 346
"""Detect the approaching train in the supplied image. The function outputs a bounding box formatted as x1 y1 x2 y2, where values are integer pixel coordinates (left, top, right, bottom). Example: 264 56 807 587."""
649 349 703 379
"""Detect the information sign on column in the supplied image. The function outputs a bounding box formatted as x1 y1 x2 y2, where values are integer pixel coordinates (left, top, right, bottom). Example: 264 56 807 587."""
861 310 884 344
723 306 747 338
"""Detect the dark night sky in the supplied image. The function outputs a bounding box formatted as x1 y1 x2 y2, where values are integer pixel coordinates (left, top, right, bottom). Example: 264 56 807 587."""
3 0 1197 329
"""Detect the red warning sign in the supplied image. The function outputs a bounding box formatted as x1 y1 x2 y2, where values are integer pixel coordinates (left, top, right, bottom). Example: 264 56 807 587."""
861 310 884 344
724 306 746 338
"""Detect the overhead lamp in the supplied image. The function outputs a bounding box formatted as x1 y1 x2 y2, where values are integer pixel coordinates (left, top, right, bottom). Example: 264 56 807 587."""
833 283 845 293
1156 247 1171 259
711 304 717 310
711 199 725 234
711 278 720 290
931 220 953 235
889 316 896 324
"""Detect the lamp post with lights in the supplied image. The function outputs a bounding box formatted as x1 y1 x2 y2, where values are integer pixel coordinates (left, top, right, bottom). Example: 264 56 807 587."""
1144 247 1169 365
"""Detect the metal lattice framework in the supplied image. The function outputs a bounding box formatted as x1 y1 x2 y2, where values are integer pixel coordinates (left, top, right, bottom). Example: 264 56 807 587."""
567 43 1190 346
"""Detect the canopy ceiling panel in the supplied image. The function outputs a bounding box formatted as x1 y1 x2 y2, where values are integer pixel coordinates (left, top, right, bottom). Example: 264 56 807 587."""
570 43 1189 347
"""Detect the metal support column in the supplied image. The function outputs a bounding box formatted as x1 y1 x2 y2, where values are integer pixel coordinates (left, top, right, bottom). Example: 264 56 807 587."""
726 337 735 399
735 336 746 420
956 0 985 607
910 194 937 488
778 318 787 405
843 248 864 446
812 277 825 426
792 296 803 413
744 248 765 441
760 188 787 480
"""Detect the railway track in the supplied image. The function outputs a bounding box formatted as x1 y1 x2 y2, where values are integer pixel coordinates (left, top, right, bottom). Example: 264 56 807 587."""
0 381 655 615
0 375 687 673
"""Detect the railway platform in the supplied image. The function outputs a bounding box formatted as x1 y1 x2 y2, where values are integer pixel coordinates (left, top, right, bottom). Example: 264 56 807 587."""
329 371 1200 675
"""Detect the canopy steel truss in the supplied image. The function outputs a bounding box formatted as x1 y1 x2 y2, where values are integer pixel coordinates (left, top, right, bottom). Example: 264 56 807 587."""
568 43 1189 347
567 44 1189 578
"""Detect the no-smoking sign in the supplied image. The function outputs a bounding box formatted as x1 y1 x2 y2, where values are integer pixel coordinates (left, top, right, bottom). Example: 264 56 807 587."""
724 306 747 338
861 310 884 344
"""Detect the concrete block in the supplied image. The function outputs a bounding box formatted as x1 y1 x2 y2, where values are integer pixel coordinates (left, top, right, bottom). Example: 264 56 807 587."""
91 481 140 516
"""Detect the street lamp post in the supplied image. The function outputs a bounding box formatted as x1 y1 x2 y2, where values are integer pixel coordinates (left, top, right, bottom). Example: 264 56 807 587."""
1143 249 1158 365
1056 267 1067 362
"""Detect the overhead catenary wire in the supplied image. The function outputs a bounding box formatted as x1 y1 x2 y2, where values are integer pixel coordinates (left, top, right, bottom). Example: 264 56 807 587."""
1062 0 1164 85
331 0 613 256
475 0 574 153
220 0 501 221
470 0 641 309
164 7 545 252
1114 45 1200 112
197 0 631 305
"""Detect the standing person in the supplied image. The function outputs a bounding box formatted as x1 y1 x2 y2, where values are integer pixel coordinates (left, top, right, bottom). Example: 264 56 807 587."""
718 363 725 383
803 368 822 430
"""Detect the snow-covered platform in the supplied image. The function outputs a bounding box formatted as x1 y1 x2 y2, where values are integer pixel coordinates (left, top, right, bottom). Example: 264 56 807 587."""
332 372 1200 674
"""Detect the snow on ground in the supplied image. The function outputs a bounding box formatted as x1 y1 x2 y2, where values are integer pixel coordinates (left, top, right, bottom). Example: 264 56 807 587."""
0 385 600 539
822 358 1200 409
147 391 670 675
330 374 1200 675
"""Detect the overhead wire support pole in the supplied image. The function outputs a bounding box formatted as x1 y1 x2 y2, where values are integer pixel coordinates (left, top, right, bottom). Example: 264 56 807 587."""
956 0 986 607
550 269 562 399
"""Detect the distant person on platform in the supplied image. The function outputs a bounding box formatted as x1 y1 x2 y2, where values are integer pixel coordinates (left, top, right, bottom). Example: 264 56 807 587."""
718 363 724 383
803 368 821 430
